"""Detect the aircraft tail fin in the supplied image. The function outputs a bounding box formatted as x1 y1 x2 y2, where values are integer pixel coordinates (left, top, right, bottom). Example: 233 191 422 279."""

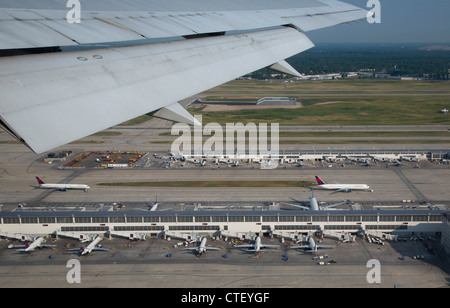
315 176 325 185
36 177 45 185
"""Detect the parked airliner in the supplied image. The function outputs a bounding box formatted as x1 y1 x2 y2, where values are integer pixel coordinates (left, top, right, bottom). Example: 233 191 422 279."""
65 236 110 255
291 237 336 253
182 237 221 256
233 236 279 253
8 237 56 253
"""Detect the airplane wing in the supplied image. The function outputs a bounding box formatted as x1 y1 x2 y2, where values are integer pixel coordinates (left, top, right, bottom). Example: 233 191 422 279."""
182 246 221 251
321 201 347 209
316 245 336 249
233 244 254 249
261 244 280 249
0 0 368 154
65 248 83 252
281 202 310 210
92 247 110 252
246 249 264 253
332 188 353 193
290 245 309 249
7 244 27 249
40 244 57 248
65 247 110 252
17 248 34 252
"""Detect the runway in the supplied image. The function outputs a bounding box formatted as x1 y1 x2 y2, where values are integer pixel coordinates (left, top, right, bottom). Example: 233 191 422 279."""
0 163 448 204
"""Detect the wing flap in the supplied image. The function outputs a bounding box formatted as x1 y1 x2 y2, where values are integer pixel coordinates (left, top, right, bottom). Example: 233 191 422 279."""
0 19 76 49
106 15 197 38
38 18 146 45
0 27 314 154
0 0 367 50
285 9 368 32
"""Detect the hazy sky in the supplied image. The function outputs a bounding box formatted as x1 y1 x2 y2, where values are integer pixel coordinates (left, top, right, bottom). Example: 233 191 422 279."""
308 0 450 43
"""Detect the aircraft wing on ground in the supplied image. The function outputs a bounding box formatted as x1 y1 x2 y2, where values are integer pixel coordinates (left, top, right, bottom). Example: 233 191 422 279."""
280 202 311 210
320 200 347 209
65 248 83 252
0 0 367 154
290 244 310 249
232 244 255 249
260 244 280 248
316 245 337 248
90 247 111 252
183 246 221 251
15 243 57 252
65 246 110 254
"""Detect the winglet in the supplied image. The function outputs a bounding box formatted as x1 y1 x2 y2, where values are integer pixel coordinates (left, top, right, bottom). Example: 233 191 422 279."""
151 102 202 126
268 60 302 78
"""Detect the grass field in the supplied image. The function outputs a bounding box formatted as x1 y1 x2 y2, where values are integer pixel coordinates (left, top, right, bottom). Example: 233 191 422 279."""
190 79 450 126
190 97 450 126
115 79 450 128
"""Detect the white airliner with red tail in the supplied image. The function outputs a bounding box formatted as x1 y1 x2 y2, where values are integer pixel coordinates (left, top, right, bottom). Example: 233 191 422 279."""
314 176 372 193
8 237 57 253
65 236 110 256
35 177 90 192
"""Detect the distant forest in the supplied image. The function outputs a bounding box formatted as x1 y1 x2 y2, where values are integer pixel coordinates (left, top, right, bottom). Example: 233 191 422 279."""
250 43 450 80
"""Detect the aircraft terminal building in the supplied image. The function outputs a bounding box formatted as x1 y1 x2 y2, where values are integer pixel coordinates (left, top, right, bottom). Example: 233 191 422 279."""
0 209 444 240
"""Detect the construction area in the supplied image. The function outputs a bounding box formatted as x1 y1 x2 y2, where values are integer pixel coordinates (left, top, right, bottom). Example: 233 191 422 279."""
58 151 148 169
